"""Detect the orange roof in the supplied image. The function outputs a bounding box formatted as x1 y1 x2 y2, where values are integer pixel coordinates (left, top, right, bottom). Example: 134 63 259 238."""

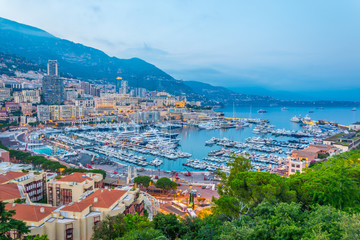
0 184 21 201
61 202 91 212
57 172 92 183
81 189 127 209
5 203 56 223
0 171 27 184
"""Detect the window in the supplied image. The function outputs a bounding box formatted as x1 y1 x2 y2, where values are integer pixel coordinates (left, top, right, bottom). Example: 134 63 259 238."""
291 164 295 167
94 216 101 226
291 169 295 172
65 223 73 240
296 165 300 168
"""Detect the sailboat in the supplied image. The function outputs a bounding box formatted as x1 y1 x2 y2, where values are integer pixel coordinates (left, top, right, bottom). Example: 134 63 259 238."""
352 107 357 111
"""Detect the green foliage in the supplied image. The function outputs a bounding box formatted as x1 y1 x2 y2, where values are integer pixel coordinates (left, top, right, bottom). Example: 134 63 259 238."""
289 150 360 211
123 213 150 232
153 213 184 240
155 178 177 192
133 176 152 188
26 234 50 240
318 152 330 159
117 228 167 240
92 150 360 240
63 168 106 178
92 214 127 240
0 201 29 239
14 198 25 204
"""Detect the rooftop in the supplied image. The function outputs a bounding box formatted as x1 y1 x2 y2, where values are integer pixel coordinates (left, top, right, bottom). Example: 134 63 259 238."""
57 172 92 183
0 171 27 184
61 202 92 212
81 189 127 209
0 183 21 201
5 203 57 222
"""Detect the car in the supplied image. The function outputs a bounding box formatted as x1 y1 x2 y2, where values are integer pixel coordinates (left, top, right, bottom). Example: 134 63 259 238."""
201 185 206 189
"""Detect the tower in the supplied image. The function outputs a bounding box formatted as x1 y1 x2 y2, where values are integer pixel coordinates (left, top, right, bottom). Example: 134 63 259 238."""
47 60 58 76
42 60 64 104
120 80 129 94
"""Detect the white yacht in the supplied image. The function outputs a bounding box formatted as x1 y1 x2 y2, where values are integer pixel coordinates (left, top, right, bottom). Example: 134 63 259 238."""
290 115 301 123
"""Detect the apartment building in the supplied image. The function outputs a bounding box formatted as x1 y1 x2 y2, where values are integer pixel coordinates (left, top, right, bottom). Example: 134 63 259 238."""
288 145 333 175
13 89 41 104
0 88 11 101
37 105 51 122
0 171 47 202
47 172 103 206
6 188 145 240
20 102 33 115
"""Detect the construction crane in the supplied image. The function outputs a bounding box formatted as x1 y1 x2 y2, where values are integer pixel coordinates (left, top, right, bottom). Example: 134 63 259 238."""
184 168 192 177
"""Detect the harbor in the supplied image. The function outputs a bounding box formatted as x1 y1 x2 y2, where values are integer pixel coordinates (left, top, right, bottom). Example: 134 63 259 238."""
18 106 357 174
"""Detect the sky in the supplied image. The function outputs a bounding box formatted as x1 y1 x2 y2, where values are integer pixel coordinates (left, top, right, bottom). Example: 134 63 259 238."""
0 0 360 100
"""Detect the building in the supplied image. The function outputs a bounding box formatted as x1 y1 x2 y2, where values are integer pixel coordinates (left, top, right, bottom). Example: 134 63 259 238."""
5 102 20 113
47 60 58 76
47 172 103 206
0 88 11 101
81 81 91 95
42 60 64 104
0 149 10 162
0 184 22 203
37 105 50 122
94 98 116 109
5 188 145 240
13 90 41 104
349 122 360 131
129 111 160 123
288 145 333 175
120 80 129 94
20 103 33 116
42 75 64 104
74 99 94 108
0 171 47 202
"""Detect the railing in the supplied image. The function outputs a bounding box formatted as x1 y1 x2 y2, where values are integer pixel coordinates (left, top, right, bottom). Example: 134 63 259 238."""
140 191 160 221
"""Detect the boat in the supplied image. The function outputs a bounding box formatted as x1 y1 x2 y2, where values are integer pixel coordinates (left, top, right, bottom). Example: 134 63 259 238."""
309 110 314 113
257 109 267 113
352 108 357 111
290 115 301 123
281 107 289 111
303 114 311 121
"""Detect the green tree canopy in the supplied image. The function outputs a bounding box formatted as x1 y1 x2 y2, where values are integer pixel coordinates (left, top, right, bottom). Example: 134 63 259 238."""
155 178 177 192
0 201 29 239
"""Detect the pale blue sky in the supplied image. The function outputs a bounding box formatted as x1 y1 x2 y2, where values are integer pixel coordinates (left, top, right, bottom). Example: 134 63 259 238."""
0 0 359 100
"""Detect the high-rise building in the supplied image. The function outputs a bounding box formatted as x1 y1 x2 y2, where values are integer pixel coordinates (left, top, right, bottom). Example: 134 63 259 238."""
47 60 58 76
42 60 64 104
120 80 129 94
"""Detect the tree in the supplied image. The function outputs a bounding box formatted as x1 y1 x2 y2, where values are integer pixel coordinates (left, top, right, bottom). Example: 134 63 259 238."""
216 154 252 197
92 214 127 240
123 213 150 232
153 213 185 240
0 201 29 239
155 178 177 193
133 176 152 189
26 234 50 240
117 228 167 240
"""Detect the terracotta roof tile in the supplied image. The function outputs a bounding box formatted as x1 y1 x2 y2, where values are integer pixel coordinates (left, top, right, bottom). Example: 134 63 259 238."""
61 202 92 212
81 189 127 209
5 203 57 222
0 183 21 201
0 171 27 184
57 172 92 183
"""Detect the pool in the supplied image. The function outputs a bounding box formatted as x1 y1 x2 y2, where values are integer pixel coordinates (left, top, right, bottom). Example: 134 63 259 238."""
32 146 67 156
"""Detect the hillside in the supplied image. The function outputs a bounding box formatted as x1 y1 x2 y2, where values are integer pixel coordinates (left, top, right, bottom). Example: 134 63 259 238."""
0 17 193 95
184 81 278 106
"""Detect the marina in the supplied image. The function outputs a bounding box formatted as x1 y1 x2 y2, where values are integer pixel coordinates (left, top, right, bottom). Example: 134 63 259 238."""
20 106 359 173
